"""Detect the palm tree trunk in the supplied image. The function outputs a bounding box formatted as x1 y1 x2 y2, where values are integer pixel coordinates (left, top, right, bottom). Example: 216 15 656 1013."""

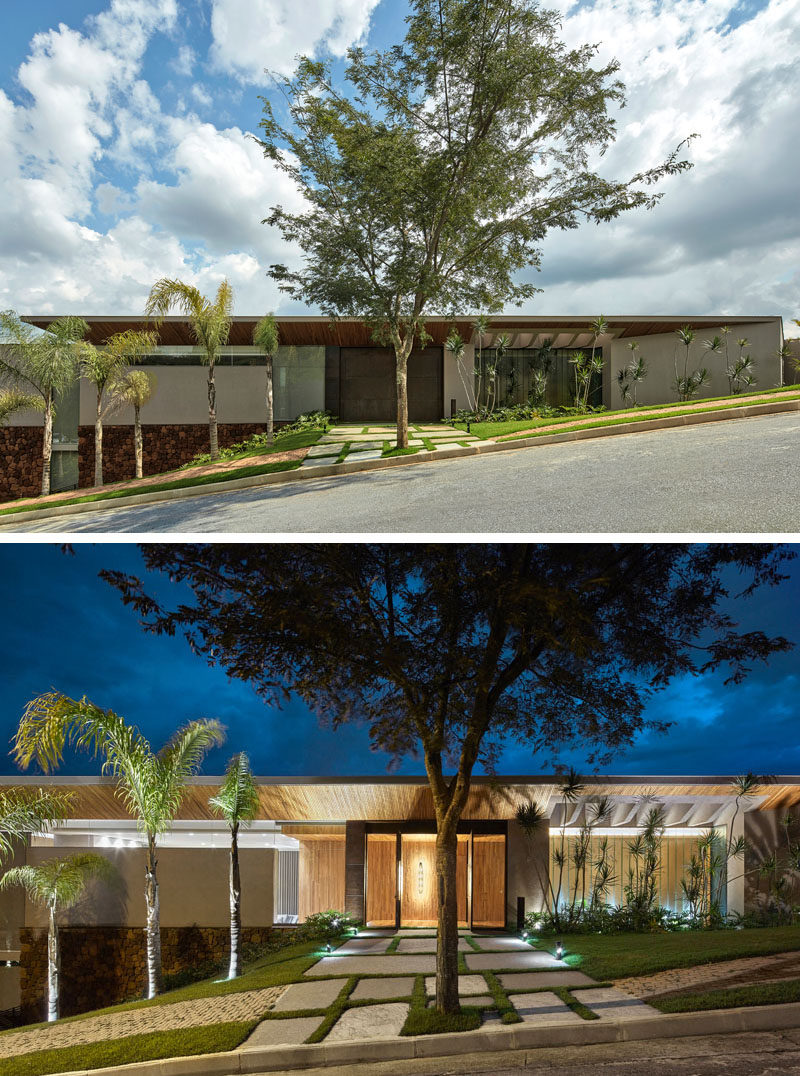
144 835 162 998
133 404 143 479
94 391 103 487
265 355 274 445
207 361 219 460
434 823 460 1014
41 392 53 496
47 904 59 1021
228 822 241 979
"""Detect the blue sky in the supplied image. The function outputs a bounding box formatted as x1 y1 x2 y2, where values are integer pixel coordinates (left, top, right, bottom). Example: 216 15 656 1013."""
0 543 797 780
0 0 797 323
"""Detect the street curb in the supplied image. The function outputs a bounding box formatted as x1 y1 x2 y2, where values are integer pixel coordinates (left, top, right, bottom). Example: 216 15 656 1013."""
1 397 798 528
51 1000 800 1076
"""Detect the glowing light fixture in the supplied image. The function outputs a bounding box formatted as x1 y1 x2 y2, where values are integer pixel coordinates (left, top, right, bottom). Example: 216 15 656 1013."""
556 941 564 959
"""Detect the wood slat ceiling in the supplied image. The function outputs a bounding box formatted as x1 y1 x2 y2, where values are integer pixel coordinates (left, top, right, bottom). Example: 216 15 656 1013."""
21 315 780 348
3 777 797 821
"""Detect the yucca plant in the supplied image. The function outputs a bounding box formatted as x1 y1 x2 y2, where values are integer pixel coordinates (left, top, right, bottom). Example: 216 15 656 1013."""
0 854 114 1020
473 314 490 408
209 752 259 979
145 279 233 459
0 311 88 494
445 329 476 412
14 692 225 998
109 369 157 479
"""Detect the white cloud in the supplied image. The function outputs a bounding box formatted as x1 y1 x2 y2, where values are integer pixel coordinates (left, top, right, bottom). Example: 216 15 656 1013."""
172 43 196 76
209 0 381 81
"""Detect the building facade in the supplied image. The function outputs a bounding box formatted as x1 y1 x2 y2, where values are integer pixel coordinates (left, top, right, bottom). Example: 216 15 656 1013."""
0 314 785 501
1 773 796 1021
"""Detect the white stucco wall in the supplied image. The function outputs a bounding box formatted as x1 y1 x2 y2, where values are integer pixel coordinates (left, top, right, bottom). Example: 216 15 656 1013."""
443 341 475 415
604 321 784 410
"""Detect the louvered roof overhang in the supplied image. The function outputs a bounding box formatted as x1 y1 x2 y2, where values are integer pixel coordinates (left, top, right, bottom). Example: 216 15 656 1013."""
21 315 783 349
2 775 797 824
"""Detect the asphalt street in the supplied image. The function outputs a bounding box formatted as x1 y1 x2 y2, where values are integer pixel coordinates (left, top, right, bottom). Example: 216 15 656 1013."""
267 1029 800 1076
7 411 800 534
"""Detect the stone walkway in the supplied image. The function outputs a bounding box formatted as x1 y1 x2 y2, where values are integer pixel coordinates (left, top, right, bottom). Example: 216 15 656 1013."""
617 950 800 999
300 423 485 467
0 985 284 1057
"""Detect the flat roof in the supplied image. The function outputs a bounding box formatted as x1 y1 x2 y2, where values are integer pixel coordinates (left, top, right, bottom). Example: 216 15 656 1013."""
2 774 797 820
21 314 783 348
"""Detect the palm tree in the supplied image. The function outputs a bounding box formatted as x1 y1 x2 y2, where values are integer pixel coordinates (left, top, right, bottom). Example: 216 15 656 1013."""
253 316 280 445
109 369 157 479
14 692 225 999
0 788 73 866
209 752 259 979
0 311 88 494
81 330 157 486
585 315 608 410
0 854 114 1020
145 280 233 460
0 389 41 426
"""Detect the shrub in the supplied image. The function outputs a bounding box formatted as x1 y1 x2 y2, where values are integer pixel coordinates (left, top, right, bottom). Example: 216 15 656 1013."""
296 909 360 942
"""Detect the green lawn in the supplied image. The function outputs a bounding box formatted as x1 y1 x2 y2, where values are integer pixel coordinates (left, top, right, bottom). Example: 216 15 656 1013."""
547 926 800 981
654 978 800 1013
0 1021 256 1076
452 385 800 441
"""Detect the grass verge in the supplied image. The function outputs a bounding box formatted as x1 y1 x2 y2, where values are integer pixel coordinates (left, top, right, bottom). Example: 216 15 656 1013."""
452 387 800 441
0 460 301 517
0 1020 256 1076
483 970 521 1024
653 978 800 1013
401 975 482 1036
552 926 800 981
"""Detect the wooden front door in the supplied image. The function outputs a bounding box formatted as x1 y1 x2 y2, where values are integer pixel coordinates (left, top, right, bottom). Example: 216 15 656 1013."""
400 834 469 927
366 834 397 926
471 834 506 928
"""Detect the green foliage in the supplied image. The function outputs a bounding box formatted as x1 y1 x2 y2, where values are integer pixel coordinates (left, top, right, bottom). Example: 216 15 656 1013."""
209 752 258 827
145 280 233 364
0 388 41 424
181 414 332 468
0 854 114 911
253 314 279 357
655 978 800 1013
297 910 360 942
0 789 74 866
14 693 225 837
0 311 87 403
109 369 156 413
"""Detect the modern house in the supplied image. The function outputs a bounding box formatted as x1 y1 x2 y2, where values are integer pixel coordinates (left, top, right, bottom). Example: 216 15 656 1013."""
1 773 796 1022
0 314 785 501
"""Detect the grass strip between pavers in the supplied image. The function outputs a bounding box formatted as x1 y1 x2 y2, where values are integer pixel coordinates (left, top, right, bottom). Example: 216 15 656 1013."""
483 970 521 1025
653 978 800 1013
464 935 482 951
401 974 482 1036
0 1020 257 1076
386 936 401 953
304 976 358 1043
553 985 600 1021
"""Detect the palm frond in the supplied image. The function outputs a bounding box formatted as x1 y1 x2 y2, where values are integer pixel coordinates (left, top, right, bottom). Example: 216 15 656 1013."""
0 789 74 863
152 719 226 832
0 853 114 909
109 369 156 412
253 315 279 357
145 279 206 322
209 752 259 826
0 389 42 424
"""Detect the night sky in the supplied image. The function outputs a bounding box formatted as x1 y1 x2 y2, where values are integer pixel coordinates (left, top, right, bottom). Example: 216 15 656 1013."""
0 542 797 780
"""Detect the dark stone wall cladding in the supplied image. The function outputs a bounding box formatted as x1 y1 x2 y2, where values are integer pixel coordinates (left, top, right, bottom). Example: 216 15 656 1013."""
19 925 279 1021
0 427 43 501
77 423 271 488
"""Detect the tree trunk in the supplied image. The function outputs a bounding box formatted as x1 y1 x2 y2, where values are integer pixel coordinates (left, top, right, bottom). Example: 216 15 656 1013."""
94 391 103 487
265 355 274 446
394 340 412 449
41 393 53 496
207 362 219 460
228 822 241 979
144 835 162 998
134 405 143 479
47 904 59 1022
434 822 460 1014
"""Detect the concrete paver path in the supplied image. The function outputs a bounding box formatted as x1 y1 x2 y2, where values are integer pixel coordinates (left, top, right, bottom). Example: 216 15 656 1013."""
466 951 564 971
272 979 346 1011
617 950 800 999
424 975 489 996
512 991 584 1024
305 954 437 975
325 1002 409 1042
577 987 661 1021
242 1014 323 1047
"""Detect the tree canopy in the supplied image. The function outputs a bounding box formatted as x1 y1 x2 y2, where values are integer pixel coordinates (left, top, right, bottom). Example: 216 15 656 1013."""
103 543 792 1010
258 0 693 444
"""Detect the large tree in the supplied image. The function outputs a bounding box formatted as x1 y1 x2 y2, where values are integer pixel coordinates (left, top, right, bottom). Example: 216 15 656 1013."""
145 280 233 460
258 0 692 446
14 697 225 999
0 312 88 494
101 544 791 1012
109 369 157 480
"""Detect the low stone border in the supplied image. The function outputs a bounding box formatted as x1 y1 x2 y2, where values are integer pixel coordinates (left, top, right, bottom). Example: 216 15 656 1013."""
1 397 797 528
51 999 800 1076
